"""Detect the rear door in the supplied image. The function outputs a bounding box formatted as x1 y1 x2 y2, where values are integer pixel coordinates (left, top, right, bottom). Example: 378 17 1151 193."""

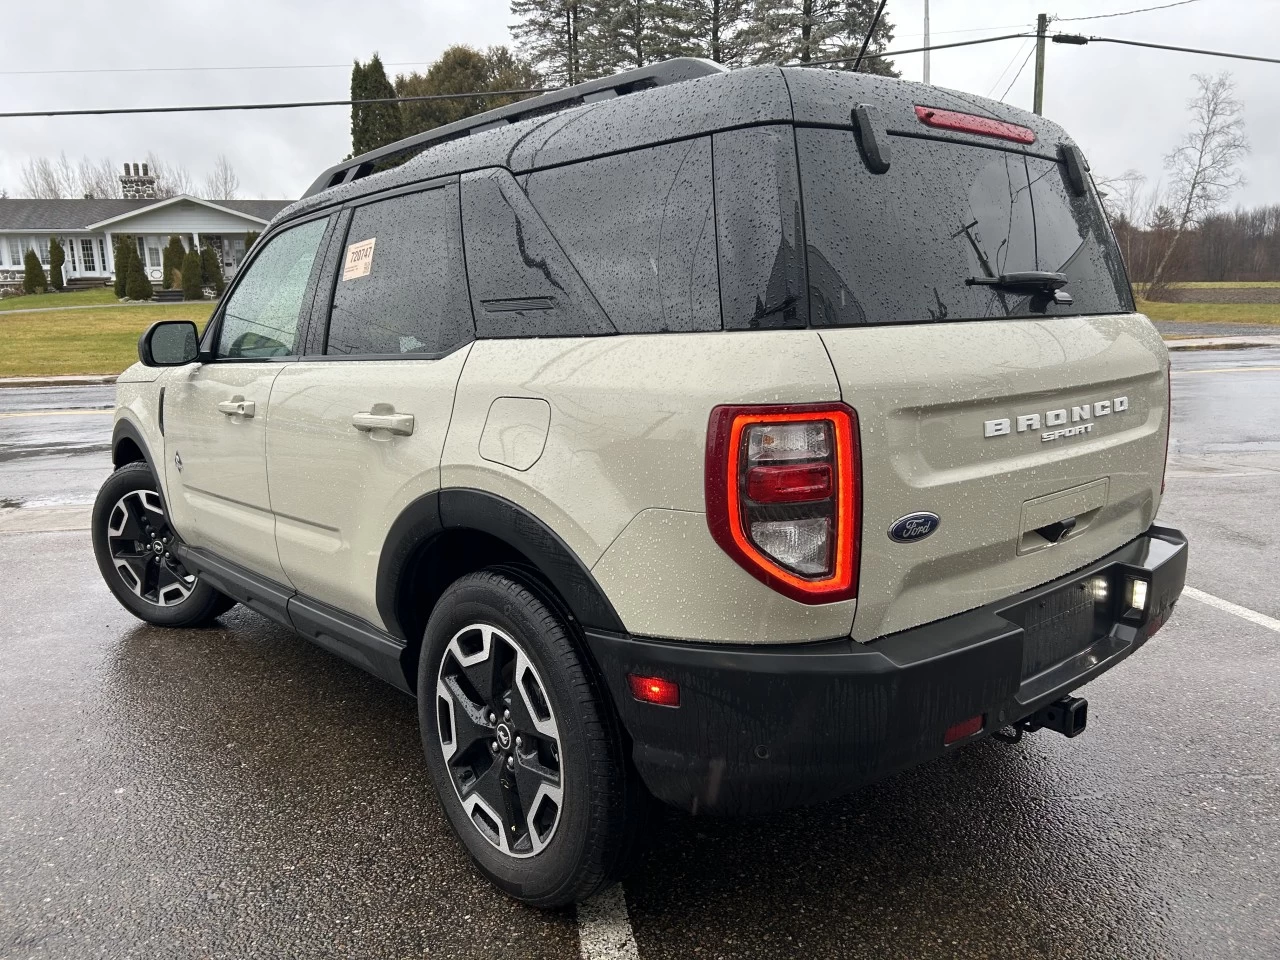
794 127 1169 642
163 215 332 583
265 182 474 629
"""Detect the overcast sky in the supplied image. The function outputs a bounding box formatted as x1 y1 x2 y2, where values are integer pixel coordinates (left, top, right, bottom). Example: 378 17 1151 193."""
1 0 1276 206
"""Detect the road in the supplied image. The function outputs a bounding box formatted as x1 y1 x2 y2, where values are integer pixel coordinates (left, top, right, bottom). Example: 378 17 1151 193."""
1 351 1278 959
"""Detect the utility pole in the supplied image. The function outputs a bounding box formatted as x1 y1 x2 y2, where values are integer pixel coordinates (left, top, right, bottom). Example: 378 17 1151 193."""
1033 13 1048 115
923 0 931 84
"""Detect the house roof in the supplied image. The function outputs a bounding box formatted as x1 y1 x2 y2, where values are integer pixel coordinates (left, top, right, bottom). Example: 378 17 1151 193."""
0 196 291 231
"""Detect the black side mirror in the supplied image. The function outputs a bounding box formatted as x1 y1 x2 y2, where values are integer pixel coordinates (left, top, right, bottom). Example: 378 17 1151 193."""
139 320 199 367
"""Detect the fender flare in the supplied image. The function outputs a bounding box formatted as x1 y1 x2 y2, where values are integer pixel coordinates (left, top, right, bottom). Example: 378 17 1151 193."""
112 417 159 475
375 488 626 644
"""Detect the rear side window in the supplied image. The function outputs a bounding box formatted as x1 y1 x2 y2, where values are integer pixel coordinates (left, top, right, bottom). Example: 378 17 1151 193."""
325 187 472 356
796 129 1132 325
525 138 719 334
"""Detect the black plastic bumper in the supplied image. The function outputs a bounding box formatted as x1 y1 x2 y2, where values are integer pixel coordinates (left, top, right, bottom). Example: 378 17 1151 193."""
585 525 1187 816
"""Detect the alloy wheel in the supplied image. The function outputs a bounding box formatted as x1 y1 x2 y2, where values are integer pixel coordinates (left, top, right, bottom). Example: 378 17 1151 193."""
106 490 197 607
435 623 564 858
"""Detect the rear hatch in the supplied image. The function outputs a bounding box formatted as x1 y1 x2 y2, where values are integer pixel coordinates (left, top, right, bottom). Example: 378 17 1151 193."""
788 77 1169 642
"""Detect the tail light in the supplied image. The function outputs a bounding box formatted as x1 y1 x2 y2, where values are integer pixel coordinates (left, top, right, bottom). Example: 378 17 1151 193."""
914 105 1036 145
705 403 860 604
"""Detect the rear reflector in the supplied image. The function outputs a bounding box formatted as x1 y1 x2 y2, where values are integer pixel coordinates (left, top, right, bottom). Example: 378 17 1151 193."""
915 105 1036 145
944 714 985 745
746 462 833 504
628 674 680 707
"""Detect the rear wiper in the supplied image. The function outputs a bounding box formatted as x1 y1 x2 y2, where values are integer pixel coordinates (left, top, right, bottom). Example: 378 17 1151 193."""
966 271 1073 305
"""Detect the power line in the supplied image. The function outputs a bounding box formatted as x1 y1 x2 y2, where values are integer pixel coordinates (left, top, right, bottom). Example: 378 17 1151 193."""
1000 45 1039 101
985 39 1033 96
0 60 439 78
0 89 548 120
1054 0 1203 22
1054 33 1280 65
791 32 1035 68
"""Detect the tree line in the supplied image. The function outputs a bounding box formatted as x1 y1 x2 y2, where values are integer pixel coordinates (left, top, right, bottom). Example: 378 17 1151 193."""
17 152 242 200
1110 205 1280 285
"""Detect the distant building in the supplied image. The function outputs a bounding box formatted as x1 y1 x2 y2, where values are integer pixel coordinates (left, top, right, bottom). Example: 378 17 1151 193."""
0 162 289 288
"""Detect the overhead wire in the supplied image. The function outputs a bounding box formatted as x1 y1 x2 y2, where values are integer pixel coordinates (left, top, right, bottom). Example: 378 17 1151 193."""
999 45 1039 102
1054 0 1203 22
986 39 1034 96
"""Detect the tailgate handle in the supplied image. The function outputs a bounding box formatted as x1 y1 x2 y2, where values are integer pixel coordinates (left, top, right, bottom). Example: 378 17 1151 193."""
1035 517 1077 544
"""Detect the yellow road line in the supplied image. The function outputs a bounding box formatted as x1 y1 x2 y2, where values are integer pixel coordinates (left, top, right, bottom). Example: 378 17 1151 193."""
0 408 112 419
1177 365 1280 375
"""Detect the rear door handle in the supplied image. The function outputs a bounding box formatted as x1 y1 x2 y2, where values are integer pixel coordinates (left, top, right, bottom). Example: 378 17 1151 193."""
352 410 414 436
217 398 256 418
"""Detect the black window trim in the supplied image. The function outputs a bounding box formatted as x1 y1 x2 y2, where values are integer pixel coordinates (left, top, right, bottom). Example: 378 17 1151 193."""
307 174 475 362
198 207 339 364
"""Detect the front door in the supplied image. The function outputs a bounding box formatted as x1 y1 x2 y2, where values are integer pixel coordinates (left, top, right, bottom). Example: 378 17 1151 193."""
266 184 474 627
163 214 332 582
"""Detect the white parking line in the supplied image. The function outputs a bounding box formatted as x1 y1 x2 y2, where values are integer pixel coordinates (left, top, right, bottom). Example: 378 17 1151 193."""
1184 586 1280 634
577 884 639 960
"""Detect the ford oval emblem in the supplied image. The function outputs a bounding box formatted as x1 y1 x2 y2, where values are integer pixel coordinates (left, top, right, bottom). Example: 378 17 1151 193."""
889 512 940 543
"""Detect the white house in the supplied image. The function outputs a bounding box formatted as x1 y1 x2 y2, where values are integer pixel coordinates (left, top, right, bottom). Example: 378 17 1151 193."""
0 163 289 289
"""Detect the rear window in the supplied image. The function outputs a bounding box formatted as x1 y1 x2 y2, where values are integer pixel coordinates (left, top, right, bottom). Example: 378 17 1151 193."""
796 129 1133 325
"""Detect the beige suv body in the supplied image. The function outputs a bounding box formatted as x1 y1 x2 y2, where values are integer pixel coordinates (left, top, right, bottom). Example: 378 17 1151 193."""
96 60 1188 906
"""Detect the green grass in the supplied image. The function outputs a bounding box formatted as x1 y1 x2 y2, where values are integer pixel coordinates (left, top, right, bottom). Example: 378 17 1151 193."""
0 287 124 312
1166 281 1280 289
0 304 215 377
1135 298 1280 325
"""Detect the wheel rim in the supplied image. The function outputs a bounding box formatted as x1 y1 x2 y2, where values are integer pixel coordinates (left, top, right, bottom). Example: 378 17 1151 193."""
106 490 197 607
435 623 564 859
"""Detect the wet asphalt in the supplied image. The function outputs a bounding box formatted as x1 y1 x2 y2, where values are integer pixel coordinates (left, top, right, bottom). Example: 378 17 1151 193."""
1 350 1279 959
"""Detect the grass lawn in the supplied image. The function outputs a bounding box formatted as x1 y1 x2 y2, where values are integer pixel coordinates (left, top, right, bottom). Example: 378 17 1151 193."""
1167 281 1280 289
0 303 215 377
1135 298 1280 325
0 287 124 312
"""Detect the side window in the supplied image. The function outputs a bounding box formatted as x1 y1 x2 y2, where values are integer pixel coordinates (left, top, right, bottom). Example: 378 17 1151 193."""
525 138 720 334
325 187 473 356
216 218 329 359
715 126 808 329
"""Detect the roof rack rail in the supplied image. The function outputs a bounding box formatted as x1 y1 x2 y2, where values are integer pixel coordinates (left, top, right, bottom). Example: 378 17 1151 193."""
302 57 728 199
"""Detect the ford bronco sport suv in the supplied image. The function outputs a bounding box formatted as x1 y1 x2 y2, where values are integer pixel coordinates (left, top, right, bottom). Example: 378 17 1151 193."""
93 59 1188 907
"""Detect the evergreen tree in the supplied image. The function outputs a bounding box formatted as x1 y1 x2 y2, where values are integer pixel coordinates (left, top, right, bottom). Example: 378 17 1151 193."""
587 0 698 71
181 249 203 301
741 0 898 75
511 0 590 86
126 246 153 301
685 0 750 64
349 53 404 158
162 236 186 290
22 249 47 294
245 231 259 251
200 243 225 295
48 238 65 291
397 45 542 138
113 237 130 298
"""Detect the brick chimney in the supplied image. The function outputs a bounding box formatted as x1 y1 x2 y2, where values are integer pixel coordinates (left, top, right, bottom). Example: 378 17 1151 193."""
119 161 157 200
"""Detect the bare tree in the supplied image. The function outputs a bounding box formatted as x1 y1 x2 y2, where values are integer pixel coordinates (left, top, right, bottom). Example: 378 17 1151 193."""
202 155 240 200
77 157 123 198
146 152 194 198
20 155 68 198
1095 168 1160 280
1145 72 1249 298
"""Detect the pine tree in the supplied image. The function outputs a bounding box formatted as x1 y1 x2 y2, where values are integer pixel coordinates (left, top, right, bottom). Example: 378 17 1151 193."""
48 238 65 291
245 231 259 251
397 45 542 138
511 0 590 86
741 0 899 75
162 236 186 290
113 237 130 299
181 249 203 301
349 53 404 158
200 243 225 295
126 245 153 301
586 0 697 73
22 249 47 294
685 0 750 64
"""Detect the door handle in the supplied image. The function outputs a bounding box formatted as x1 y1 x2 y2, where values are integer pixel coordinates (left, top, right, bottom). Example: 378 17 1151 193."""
352 410 414 436
217 397 255 418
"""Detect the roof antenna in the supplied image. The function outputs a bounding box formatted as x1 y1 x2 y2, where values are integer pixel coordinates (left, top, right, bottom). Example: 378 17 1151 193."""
852 0 890 73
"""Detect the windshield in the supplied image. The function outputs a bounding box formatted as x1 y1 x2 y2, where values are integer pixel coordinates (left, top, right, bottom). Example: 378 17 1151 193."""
796 129 1133 325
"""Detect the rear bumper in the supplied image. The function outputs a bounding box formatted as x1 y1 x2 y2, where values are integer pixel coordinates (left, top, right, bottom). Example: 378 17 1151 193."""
585 525 1187 816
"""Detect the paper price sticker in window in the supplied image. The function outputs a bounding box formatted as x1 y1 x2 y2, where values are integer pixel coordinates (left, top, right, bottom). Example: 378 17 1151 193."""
342 238 376 281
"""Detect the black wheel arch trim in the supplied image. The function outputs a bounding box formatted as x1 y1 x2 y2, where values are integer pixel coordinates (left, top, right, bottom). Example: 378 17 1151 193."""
112 417 158 474
376 488 626 645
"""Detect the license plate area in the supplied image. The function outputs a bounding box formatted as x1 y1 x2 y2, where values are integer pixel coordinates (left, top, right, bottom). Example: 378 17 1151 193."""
1015 580 1104 680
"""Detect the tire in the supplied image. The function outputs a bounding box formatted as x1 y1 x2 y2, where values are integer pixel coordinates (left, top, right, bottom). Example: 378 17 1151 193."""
91 461 236 627
418 569 646 907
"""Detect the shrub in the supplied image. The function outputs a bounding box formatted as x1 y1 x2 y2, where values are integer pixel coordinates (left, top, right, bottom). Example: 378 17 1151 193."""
49 239 65 291
200 244 225 295
162 236 186 290
181 249 203 300
22 249 47 294
245 231 259 252
126 246 153 301
113 237 131 298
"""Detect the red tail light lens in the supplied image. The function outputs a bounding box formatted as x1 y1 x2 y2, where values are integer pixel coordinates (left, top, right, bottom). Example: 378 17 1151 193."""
914 105 1036 144
627 674 680 707
706 403 860 604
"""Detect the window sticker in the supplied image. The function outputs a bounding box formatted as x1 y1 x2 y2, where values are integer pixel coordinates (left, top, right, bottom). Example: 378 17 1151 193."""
342 237 376 281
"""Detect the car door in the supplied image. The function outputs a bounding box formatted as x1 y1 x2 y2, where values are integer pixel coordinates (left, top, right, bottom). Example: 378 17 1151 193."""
265 182 475 628
163 213 333 583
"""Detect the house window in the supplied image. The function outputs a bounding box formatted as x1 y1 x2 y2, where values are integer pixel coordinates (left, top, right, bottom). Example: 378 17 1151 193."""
98 239 106 271
80 239 96 272
5 239 18 267
146 238 163 271
67 239 77 271
36 238 50 266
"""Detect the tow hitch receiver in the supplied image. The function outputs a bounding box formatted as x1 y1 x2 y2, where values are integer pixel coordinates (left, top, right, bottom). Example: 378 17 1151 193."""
1020 695 1088 738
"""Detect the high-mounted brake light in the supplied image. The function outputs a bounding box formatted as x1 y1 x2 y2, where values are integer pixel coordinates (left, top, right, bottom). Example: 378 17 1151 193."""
914 105 1036 145
705 403 861 604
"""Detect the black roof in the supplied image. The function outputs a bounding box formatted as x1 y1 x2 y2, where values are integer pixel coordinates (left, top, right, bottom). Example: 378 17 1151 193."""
277 63 1075 231
0 197 292 231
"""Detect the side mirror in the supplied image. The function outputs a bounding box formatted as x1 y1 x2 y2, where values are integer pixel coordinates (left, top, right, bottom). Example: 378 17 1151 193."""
139 320 199 367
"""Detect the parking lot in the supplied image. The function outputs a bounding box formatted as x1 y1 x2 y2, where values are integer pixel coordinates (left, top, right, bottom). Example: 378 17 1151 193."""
2 347 1278 959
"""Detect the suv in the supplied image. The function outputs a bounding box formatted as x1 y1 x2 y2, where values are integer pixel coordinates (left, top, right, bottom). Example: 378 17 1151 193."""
93 60 1188 907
